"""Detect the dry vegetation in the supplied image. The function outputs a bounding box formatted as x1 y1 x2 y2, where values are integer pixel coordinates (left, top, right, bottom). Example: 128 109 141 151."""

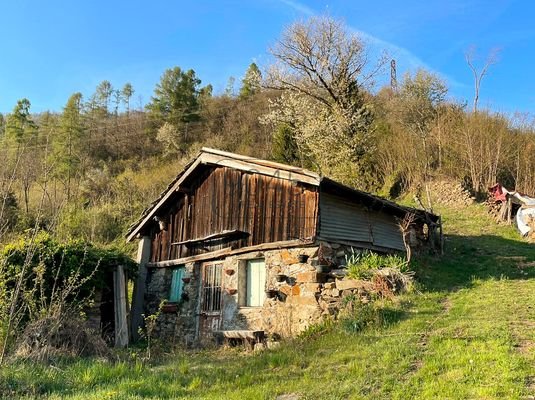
0 15 533 399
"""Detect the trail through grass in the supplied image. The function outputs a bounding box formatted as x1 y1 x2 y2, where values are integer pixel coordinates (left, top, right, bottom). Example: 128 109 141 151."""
1 204 533 399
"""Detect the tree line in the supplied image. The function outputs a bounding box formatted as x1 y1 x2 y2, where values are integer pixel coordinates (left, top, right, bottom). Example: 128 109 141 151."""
0 16 534 246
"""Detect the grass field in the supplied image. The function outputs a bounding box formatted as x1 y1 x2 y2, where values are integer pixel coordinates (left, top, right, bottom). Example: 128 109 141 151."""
1 203 534 399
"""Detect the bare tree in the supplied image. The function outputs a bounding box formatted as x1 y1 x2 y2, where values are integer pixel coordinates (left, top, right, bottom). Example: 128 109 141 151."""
465 46 500 113
268 16 386 110
264 16 386 188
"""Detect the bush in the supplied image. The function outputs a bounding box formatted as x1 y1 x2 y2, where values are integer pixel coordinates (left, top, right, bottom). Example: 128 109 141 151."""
345 249 409 280
0 231 136 358
15 315 110 362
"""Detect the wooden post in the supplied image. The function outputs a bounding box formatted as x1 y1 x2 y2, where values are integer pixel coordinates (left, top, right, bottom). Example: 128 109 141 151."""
507 197 512 225
130 236 151 341
114 265 129 348
439 216 444 255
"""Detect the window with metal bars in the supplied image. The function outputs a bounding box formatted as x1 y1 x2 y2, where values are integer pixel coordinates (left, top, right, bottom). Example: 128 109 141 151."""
201 263 223 312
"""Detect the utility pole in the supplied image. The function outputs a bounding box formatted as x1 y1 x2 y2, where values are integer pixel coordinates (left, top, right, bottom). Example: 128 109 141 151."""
390 59 398 92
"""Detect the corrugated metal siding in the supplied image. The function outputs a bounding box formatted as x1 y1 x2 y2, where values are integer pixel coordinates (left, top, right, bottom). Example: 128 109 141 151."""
319 193 372 242
371 212 405 251
319 192 405 251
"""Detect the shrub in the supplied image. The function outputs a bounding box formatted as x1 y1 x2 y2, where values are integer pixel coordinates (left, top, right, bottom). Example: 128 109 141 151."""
0 231 136 359
345 249 409 280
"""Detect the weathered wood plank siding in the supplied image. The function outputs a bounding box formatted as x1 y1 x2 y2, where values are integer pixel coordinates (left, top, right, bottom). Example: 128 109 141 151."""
319 193 405 251
150 167 318 262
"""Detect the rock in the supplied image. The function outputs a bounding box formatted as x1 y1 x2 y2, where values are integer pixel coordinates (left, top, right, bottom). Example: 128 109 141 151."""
336 278 372 290
330 269 347 278
281 249 299 265
303 283 320 293
288 295 318 306
323 282 335 289
279 285 300 296
267 341 281 350
296 272 320 283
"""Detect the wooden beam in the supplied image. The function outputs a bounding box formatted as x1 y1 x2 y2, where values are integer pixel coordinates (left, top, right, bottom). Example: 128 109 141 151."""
200 153 320 186
149 247 234 267
148 238 316 268
315 236 402 254
130 236 151 342
171 229 249 246
114 265 129 348
201 147 320 180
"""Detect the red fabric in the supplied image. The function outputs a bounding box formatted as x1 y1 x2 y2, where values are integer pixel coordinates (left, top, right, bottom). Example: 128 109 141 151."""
489 184 507 202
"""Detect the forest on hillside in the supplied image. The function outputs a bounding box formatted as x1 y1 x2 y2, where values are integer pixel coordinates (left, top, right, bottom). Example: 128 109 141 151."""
0 16 534 248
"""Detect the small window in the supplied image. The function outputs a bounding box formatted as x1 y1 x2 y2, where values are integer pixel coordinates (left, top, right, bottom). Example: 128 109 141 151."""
169 267 185 303
201 263 223 312
246 259 266 307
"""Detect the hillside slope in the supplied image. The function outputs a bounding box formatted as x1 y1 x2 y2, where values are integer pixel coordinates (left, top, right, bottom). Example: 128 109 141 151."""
1 203 534 400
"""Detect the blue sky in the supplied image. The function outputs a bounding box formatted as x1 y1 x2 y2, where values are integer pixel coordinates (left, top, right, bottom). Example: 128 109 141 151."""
0 0 532 114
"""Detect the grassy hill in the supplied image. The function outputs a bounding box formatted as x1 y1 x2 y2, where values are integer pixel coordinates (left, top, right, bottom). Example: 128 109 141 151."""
1 203 534 400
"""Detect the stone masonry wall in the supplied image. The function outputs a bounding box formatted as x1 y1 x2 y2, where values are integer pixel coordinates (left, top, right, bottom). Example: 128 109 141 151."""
145 242 384 345
145 261 199 346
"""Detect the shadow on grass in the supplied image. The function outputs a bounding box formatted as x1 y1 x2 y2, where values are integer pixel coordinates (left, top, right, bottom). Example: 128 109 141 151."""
416 233 535 292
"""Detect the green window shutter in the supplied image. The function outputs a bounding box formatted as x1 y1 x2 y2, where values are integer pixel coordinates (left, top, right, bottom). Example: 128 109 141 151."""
169 267 185 302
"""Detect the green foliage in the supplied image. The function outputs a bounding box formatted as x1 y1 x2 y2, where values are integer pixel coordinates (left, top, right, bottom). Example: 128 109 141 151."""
271 123 299 165
0 231 136 302
239 63 262 99
51 93 86 199
147 67 202 126
56 204 124 245
5 98 37 144
0 191 19 233
147 67 211 154
346 249 408 280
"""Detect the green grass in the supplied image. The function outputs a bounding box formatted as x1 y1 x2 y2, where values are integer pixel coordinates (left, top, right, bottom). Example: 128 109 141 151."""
1 203 534 399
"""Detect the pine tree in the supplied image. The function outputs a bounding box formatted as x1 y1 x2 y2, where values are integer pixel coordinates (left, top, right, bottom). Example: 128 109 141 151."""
239 63 262 99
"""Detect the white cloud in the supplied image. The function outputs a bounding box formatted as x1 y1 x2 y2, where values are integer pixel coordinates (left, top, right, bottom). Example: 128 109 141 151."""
277 0 466 89
278 0 314 16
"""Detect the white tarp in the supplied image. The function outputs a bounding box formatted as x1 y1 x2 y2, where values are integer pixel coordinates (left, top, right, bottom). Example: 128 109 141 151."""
510 192 535 236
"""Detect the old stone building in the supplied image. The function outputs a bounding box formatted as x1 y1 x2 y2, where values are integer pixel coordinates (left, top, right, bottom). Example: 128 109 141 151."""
127 148 439 346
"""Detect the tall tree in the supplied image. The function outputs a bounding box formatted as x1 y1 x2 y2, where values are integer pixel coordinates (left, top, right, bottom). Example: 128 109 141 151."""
122 83 134 115
5 99 38 213
395 69 447 207
95 80 114 114
264 16 384 188
53 93 86 201
239 63 262 99
147 67 206 153
465 46 500 113
5 99 36 145
0 113 5 137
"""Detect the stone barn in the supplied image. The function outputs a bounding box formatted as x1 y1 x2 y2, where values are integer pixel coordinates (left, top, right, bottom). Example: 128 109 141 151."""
127 148 439 346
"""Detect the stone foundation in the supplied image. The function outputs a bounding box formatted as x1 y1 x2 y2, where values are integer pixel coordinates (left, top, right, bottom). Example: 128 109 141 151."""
144 243 389 345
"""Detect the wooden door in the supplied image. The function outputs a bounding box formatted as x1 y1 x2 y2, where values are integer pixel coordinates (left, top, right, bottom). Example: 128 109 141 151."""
199 262 223 341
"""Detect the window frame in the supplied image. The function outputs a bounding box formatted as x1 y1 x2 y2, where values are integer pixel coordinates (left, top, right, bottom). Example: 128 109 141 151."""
238 258 266 308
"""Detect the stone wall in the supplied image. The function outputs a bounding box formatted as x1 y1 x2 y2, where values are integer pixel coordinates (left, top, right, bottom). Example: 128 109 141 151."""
145 261 199 346
144 243 382 345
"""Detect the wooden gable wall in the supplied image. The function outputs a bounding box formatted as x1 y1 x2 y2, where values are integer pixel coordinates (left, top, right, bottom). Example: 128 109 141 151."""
150 166 319 262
